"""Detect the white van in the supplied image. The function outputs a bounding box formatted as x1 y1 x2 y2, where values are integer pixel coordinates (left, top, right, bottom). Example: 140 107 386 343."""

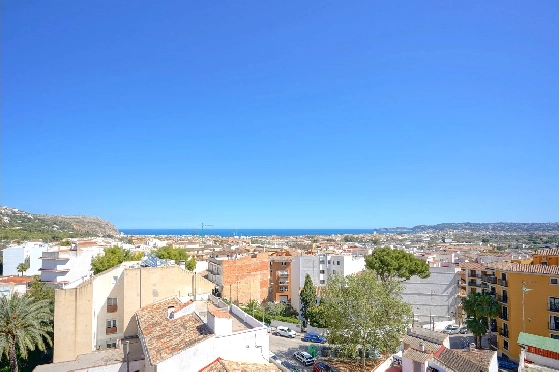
275 326 297 338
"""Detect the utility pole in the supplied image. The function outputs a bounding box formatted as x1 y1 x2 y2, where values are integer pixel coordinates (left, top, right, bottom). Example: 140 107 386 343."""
198 223 213 245
522 281 535 332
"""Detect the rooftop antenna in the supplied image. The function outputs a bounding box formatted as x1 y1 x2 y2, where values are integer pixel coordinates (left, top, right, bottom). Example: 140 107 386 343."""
198 223 213 245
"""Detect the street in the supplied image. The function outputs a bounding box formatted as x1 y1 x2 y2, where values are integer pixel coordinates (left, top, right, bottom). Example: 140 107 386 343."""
269 331 325 372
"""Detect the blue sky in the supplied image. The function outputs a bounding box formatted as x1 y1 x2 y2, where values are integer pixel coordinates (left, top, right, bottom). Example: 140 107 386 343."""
2 1 558 229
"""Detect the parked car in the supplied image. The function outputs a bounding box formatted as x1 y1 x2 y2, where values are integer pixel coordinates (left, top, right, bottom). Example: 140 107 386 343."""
443 324 460 334
313 362 333 371
275 326 297 338
459 326 469 334
293 351 315 366
281 360 299 372
302 332 327 344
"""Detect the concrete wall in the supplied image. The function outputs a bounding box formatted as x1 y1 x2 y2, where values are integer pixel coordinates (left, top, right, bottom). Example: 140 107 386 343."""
525 351 559 370
402 267 460 327
74 360 145 372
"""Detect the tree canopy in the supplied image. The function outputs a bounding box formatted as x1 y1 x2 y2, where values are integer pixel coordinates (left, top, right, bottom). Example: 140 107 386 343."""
16 264 28 277
365 247 430 282
300 274 316 321
90 245 143 274
320 271 412 367
461 292 499 349
0 293 53 372
153 245 196 270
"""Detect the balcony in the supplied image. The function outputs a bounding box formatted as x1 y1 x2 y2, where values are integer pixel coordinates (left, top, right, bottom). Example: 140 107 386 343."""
458 280 466 286
498 279 508 287
481 275 497 284
500 313 509 321
278 271 288 277
549 303 559 313
481 283 489 289
278 280 289 285
107 305 118 313
106 327 117 335
497 295 508 304
549 322 559 331
468 282 480 287
499 328 509 338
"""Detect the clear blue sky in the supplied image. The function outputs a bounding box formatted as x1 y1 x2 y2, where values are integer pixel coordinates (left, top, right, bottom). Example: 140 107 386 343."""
2 1 558 229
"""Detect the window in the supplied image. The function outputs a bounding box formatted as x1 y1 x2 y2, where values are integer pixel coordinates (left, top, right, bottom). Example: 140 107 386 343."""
107 297 118 313
328 260 331 264
106 342 117 349
320 270 325 274
320 280 325 284
112 276 118 284
337 261 340 265
332 270 336 274
106 319 117 328
281 262 287 266
551 278 558 285
549 297 559 312
551 334 559 340
503 340 509 350
320 260 325 264
549 316 559 331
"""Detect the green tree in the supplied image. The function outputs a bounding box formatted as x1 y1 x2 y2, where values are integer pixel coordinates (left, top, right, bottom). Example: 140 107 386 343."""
0 293 53 372
16 264 28 277
461 292 500 349
26 276 55 312
91 245 136 275
153 245 194 268
306 303 328 328
365 247 430 282
300 274 316 321
321 271 412 367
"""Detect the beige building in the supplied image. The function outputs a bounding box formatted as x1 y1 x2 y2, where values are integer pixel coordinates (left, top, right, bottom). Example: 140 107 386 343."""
53 263 214 363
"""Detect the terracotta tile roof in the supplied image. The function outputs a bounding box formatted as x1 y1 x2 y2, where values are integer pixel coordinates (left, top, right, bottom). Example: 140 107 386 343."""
0 276 34 284
407 327 448 344
199 358 280 372
402 347 433 363
434 348 496 372
534 248 559 257
136 297 213 365
484 262 559 275
459 262 484 270
172 300 194 315
402 335 442 353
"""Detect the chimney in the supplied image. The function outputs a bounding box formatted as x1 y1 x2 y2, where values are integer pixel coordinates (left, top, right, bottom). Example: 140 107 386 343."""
167 306 175 319
419 342 425 352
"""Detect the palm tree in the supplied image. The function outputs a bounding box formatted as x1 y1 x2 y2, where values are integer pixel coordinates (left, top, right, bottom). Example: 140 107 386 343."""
16 263 28 277
461 292 499 349
0 293 53 372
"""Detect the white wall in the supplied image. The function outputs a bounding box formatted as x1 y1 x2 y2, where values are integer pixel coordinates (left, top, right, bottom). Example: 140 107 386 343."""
93 266 126 350
74 360 144 372
526 351 559 370
3 247 24 276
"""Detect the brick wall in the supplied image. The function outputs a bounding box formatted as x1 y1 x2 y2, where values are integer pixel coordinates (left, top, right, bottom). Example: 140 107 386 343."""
220 253 269 304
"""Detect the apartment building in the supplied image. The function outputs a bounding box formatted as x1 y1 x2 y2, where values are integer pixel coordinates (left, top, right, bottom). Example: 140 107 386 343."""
290 254 365 315
207 252 269 304
2 241 46 276
53 263 214 363
39 246 104 286
269 251 296 304
486 262 559 363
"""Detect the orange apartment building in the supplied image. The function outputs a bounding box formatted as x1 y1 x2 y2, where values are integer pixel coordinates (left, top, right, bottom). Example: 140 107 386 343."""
207 252 269 305
269 251 296 304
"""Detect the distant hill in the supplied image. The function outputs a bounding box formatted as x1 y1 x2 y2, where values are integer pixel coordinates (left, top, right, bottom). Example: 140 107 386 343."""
410 222 559 233
0 206 119 241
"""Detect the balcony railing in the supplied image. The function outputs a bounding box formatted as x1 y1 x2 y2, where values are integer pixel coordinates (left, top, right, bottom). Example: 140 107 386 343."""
481 275 497 284
549 322 559 331
468 282 480 287
549 303 559 313
278 271 289 277
497 295 508 304
499 313 508 321
106 327 117 335
499 328 509 338
498 279 508 287
458 280 466 286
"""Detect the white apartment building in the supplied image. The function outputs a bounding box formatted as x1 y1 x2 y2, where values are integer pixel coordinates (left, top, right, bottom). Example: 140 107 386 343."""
40 246 104 286
290 254 365 315
2 241 47 276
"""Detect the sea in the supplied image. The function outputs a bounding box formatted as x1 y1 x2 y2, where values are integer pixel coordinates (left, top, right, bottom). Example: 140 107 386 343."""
118 228 408 237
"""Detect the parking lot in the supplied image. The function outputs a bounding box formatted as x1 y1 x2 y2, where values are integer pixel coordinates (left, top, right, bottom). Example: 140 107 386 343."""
269 331 327 371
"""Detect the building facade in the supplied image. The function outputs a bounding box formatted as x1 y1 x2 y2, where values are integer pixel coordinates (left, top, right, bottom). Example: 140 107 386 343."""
207 252 269 304
53 264 214 363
